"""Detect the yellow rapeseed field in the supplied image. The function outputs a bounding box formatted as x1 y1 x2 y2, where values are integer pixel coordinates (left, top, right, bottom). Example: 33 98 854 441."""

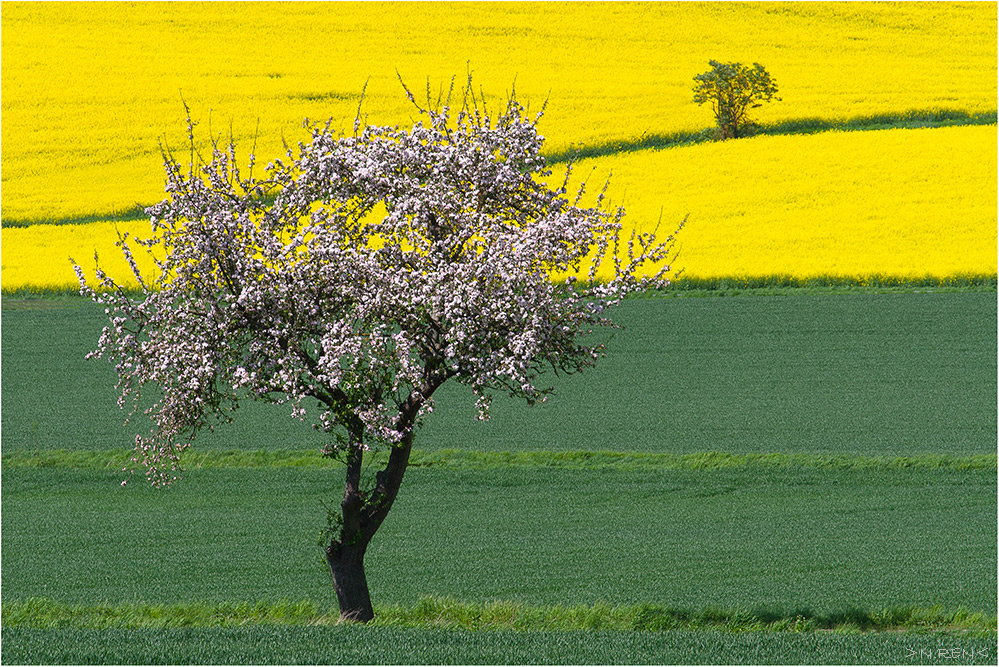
558 124 997 281
6 124 993 290
3 2 995 223
2 221 160 291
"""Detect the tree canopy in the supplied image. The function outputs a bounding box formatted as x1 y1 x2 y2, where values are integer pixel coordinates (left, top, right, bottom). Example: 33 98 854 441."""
74 78 683 620
693 60 780 139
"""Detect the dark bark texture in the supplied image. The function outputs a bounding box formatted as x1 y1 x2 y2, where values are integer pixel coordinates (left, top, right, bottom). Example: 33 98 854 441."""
325 376 447 621
326 431 416 622
326 541 374 622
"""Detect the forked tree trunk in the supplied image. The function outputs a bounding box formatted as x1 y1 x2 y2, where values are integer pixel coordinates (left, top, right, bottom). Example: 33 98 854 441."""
326 427 417 622
324 381 446 622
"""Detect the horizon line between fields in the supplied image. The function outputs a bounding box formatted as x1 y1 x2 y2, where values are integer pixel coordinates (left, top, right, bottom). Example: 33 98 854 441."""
2 107 995 228
3 448 995 472
3 274 997 301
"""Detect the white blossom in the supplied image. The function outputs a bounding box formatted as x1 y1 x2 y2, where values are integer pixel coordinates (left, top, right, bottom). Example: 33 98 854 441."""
75 84 683 487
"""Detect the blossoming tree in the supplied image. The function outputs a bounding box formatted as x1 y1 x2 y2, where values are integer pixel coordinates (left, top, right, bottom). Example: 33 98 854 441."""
74 81 682 622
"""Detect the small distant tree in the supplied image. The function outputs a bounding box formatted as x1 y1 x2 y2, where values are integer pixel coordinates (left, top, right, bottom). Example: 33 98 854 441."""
73 78 682 623
693 60 780 139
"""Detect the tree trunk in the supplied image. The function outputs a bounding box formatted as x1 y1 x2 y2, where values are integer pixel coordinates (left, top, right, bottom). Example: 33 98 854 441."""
323 382 441 622
325 431 415 622
326 541 374 622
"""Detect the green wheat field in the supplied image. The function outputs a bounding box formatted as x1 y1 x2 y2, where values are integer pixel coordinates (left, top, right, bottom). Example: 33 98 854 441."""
2 288 996 664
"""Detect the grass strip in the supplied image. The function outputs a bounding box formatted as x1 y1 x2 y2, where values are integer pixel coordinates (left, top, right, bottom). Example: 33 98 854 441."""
1 598 320 629
543 108 997 163
3 109 994 229
4 448 995 472
4 597 994 635
762 109 998 136
654 273 998 297
0 204 150 229
3 274 995 301
381 598 997 635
